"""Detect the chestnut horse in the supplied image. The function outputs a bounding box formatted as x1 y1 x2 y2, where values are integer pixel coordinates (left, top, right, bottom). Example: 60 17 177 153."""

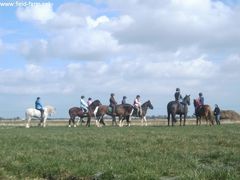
68 100 101 127
193 99 214 125
96 104 134 127
167 95 191 126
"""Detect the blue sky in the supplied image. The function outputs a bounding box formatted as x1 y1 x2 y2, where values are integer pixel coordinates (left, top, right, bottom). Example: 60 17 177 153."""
0 0 240 118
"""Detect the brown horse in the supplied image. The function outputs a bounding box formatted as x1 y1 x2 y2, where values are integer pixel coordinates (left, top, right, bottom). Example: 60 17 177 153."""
68 100 101 127
167 95 191 126
193 99 214 125
96 104 134 127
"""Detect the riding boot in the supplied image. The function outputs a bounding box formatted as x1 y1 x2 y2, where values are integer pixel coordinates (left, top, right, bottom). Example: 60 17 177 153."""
41 111 44 121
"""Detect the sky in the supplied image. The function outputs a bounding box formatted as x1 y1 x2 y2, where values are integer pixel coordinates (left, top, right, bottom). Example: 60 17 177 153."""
0 0 240 118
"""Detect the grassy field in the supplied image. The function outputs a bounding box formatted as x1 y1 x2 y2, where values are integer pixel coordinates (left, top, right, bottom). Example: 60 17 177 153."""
0 125 240 179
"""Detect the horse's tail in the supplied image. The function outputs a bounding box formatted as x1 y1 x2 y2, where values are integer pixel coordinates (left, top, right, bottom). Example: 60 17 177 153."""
208 109 214 125
205 105 214 125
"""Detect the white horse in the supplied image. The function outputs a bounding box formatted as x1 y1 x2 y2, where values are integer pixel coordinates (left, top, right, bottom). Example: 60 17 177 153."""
25 105 55 128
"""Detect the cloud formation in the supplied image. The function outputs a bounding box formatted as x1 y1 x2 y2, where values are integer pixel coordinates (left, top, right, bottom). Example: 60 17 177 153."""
0 0 240 117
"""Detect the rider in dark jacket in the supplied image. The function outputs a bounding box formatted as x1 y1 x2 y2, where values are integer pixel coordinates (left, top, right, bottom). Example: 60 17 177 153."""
174 88 182 102
109 93 117 115
121 96 127 104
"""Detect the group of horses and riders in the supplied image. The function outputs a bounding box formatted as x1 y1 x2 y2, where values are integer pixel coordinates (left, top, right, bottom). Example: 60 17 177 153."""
167 88 220 126
25 88 221 128
69 93 154 127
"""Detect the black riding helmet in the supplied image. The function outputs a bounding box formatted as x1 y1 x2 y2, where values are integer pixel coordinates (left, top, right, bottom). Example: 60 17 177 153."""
123 96 127 99
136 95 140 98
81 95 85 99
199 92 203 96
176 88 180 91
111 93 114 96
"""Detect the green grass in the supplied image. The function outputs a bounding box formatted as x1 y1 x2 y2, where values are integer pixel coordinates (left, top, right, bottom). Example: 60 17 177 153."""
0 125 240 179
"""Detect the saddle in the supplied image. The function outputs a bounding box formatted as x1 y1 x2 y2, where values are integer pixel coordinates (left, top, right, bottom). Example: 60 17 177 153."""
108 106 113 114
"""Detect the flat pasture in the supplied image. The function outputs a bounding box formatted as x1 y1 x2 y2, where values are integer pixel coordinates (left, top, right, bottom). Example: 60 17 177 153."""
0 122 240 179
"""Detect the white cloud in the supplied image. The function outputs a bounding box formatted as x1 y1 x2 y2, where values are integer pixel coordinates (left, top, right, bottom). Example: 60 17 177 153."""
16 3 55 24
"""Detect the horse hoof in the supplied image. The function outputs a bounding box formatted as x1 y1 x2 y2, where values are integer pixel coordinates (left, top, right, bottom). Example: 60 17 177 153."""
68 125 71 128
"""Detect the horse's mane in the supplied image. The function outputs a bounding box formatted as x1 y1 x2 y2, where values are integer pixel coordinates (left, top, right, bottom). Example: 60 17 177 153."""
44 105 55 114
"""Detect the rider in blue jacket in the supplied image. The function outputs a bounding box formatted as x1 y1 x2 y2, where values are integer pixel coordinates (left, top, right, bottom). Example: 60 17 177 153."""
35 97 44 120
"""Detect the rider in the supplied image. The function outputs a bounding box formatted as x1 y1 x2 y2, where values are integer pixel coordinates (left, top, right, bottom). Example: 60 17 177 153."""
109 93 117 115
174 88 183 102
133 95 142 116
122 96 127 105
35 97 44 120
87 97 92 106
198 92 204 106
80 96 88 113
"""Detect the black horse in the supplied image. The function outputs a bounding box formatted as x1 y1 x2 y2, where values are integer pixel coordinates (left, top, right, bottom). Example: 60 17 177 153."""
167 95 190 126
68 100 101 127
122 100 153 126
96 104 134 127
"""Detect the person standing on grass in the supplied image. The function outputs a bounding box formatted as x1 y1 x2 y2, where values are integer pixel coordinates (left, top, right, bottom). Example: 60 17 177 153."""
214 104 221 125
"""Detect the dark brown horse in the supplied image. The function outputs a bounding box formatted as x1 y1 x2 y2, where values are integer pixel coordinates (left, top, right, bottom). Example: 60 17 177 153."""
167 95 190 126
96 104 134 127
193 99 214 125
68 100 101 127
126 100 153 126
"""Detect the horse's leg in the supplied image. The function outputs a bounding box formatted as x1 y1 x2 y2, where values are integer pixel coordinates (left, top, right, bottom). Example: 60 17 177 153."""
171 113 175 126
112 116 117 126
86 116 91 127
43 116 47 127
95 116 100 127
26 115 31 128
100 115 106 126
69 116 74 127
183 114 186 126
144 116 147 126
127 116 130 127
167 112 170 126
180 114 182 126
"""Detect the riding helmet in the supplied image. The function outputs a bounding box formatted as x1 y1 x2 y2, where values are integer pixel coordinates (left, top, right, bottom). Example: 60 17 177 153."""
111 93 114 96
136 95 140 98
123 96 127 99
176 88 180 91
199 92 203 96
37 97 40 99
81 95 85 99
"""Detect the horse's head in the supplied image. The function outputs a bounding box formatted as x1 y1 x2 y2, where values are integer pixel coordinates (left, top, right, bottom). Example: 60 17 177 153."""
183 95 191 106
91 100 102 107
147 100 154 109
193 99 197 107
45 105 56 115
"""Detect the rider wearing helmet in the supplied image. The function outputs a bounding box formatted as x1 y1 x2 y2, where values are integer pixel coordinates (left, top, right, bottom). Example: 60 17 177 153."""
35 97 44 120
133 95 142 116
174 88 183 102
87 97 92 106
122 96 127 105
109 93 117 115
80 96 88 113
198 92 204 106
